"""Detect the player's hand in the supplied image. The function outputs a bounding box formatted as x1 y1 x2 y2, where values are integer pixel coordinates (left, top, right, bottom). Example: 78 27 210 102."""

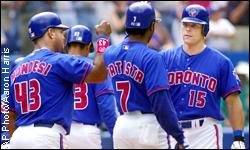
231 136 245 149
175 143 189 149
176 143 184 149
95 21 112 37
175 136 189 149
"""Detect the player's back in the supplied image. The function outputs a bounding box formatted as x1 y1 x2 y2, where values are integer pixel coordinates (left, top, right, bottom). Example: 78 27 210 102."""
72 57 114 124
104 39 168 114
9 48 92 133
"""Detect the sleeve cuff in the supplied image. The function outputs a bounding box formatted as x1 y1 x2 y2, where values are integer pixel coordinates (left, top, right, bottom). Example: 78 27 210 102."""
80 63 91 84
223 88 241 99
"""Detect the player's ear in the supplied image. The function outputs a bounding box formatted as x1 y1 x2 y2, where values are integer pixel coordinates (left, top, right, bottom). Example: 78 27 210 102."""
47 28 56 39
150 22 155 32
87 43 91 50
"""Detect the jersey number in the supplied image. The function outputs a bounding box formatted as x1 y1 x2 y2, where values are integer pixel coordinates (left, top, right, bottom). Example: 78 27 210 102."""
74 83 88 110
188 90 207 108
116 81 130 112
14 79 41 114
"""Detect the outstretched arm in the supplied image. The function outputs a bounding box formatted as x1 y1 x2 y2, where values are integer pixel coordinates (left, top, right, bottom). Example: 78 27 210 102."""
149 90 188 149
225 93 245 149
97 93 117 136
85 21 112 83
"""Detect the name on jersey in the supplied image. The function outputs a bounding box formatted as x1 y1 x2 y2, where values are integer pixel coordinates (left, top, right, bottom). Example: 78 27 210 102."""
107 61 144 84
168 70 217 92
10 60 52 84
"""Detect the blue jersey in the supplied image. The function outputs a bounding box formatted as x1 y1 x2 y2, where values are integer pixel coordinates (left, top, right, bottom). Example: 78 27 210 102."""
8 48 93 134
72 57 117 135
161 45 241 121
104 40 169 113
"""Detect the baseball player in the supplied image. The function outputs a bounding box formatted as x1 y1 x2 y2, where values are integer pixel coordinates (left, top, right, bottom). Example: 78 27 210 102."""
7 12 111 149
103 2 188 149
161 4 246 149
65 25 117 149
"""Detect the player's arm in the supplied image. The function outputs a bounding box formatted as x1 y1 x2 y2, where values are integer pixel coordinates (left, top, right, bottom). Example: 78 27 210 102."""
7 111 17 137
6 90 17 137
96 93 117 136
149 90 188 149
219 58 245 149
84 21 111 83
225 92 245 149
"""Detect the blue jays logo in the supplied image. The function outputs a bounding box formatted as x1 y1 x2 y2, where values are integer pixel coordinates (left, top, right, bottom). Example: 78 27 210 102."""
188 8 199 17
233 69 240 81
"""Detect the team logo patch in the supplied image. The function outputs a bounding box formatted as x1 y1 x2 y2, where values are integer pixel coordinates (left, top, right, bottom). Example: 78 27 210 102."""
233 69 240 81
123 45 129 50
188 8 199 17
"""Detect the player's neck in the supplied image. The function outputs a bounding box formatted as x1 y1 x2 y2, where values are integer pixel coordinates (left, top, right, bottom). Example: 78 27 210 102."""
68 49 88 57
34 40 56 52
128 36 148 44
183 42 206 56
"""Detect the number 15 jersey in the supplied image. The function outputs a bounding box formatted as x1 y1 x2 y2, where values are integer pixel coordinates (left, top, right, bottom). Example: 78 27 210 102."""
160 46 241 121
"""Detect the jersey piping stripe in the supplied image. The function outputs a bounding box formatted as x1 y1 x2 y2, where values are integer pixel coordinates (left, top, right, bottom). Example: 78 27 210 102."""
80 63 90 84
95 90 114 97
214 124 219 149
222 88 241 99
147 86 170 96
6 106 16 112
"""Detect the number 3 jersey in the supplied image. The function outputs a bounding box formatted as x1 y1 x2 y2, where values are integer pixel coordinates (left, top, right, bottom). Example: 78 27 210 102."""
160 45 241 121
103 39 170 114
72 57 117 134
8 49 93 134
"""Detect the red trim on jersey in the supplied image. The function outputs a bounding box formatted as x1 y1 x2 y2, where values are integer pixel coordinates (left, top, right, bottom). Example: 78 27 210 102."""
95 90 114 97
2 103 16 112
9 107 16 112
214 124 219 149
80 63 90 84
147 86 170 96
223 88 241 99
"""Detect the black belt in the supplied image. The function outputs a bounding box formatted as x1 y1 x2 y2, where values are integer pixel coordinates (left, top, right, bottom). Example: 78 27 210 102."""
179 119 204 129
34 123 54 128
83 123 99 126
141 112 153 114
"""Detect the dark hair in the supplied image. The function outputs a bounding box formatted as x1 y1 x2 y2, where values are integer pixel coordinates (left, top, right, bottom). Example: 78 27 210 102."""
125 28 148 36
32 38 38 44
201 25 206 36
68 42 87 50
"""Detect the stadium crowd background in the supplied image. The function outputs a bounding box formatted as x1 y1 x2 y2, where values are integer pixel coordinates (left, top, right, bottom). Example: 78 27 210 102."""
1 1 249 149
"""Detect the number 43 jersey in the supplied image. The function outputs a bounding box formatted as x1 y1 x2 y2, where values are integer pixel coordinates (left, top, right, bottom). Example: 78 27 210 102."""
104 39 170 114
160 45 241 121
8 49 93 134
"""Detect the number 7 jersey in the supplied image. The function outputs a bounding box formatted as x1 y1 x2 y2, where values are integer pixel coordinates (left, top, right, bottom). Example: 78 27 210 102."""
104 40 170 114
160 46 241 121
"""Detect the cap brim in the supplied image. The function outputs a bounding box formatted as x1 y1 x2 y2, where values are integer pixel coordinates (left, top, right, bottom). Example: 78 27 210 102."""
56 24 69 30
181 18 206 24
